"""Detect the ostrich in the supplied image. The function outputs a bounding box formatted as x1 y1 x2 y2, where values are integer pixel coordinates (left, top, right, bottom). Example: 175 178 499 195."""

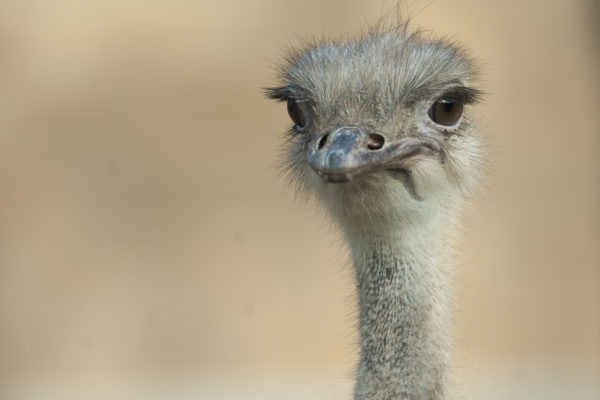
266 21 483 400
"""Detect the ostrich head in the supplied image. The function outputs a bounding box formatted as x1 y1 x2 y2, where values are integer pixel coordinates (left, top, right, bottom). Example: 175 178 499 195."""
267 25 483 241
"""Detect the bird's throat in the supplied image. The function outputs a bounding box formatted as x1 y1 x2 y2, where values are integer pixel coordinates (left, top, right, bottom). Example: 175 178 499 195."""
352 235 452 400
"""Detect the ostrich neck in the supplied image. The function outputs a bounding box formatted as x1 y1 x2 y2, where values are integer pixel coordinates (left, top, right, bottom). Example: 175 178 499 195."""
348 217 453 400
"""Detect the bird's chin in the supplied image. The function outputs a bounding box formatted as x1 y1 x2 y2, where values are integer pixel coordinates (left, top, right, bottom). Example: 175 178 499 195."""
308 169 425 233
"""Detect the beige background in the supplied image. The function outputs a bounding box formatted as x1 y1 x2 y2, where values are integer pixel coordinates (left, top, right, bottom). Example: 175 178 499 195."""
0 1 598 399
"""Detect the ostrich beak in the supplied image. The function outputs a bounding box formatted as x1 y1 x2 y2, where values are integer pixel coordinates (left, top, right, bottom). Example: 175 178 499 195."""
307 126 442 183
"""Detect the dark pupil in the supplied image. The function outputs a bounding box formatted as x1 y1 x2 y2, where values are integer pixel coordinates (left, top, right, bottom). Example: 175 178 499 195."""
430 99 463 126
287 100 305 128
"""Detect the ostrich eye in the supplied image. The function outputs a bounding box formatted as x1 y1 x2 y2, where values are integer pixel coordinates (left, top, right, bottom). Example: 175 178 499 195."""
428 99 463 126
287 99 307 130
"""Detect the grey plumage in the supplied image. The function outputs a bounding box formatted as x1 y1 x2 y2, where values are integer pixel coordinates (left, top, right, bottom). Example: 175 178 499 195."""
267 20 484 400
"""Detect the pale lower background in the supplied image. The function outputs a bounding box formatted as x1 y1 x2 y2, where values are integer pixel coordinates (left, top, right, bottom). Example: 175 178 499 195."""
0 1 598 399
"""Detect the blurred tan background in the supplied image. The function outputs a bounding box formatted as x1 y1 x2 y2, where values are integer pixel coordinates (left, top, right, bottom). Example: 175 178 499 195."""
0 1 598 399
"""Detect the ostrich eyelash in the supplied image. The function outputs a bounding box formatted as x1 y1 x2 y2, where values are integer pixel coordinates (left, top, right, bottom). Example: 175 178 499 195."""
264 86 293 102
437 86 482 104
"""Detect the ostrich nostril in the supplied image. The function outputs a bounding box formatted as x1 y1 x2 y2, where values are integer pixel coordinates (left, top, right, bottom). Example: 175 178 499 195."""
318 133 329 150
367 133 385 150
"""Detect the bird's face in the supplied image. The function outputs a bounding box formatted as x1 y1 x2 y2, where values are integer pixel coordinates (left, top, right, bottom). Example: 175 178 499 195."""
267 31 484 229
